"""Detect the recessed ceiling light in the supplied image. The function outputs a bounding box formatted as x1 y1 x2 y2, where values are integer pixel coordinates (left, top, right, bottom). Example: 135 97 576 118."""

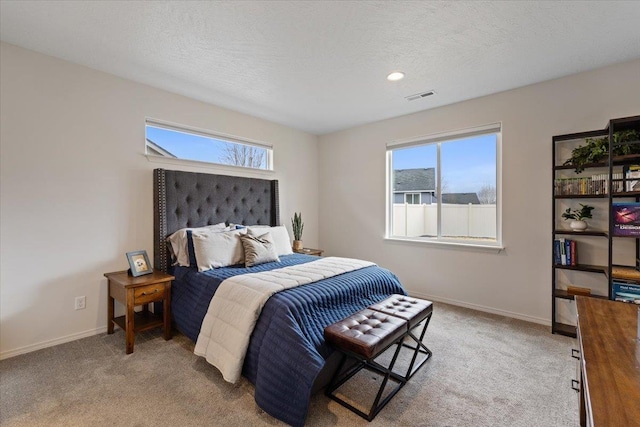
387 71 405 81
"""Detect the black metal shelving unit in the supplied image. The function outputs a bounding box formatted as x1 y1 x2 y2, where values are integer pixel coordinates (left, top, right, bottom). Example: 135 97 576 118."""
552 115 640 338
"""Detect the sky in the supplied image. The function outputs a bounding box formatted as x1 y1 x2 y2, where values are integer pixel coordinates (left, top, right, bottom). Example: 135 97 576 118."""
392 134 497 193
146 126 268 168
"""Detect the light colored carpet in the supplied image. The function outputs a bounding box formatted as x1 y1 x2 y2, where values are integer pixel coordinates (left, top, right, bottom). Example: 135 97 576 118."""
0 303 578 426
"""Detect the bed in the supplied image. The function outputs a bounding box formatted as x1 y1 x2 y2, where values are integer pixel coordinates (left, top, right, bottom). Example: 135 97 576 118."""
153 168 406 426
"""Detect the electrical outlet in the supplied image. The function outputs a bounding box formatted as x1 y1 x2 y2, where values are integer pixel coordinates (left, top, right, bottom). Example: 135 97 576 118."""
75 296 86 310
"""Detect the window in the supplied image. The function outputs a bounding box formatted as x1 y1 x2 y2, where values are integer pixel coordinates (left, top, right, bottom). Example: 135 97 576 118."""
387 123 501 247
405 193 421 204
145 119 273 170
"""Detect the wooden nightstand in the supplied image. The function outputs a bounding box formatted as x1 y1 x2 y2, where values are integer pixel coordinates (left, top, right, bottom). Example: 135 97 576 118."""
293 248 324 256
104 270 174 354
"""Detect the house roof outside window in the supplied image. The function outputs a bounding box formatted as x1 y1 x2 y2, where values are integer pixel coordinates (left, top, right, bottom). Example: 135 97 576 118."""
442 193 480 204
393 168 481 204
393 168 435 193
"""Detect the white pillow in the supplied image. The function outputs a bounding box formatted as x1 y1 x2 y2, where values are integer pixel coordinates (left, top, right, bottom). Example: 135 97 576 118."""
192 228 247 272
247 225 293 256
166 222 227 267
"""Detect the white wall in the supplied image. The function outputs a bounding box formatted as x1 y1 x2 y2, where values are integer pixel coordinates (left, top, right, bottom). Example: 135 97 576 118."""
2 41 638 359
0 43 319 358
318 59 640 325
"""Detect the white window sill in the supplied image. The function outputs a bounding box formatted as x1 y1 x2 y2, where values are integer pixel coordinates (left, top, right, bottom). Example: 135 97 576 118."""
145 154 275 176
384 236 505 253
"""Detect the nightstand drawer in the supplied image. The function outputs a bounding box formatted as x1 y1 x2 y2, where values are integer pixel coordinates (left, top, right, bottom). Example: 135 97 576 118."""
134 283 165 304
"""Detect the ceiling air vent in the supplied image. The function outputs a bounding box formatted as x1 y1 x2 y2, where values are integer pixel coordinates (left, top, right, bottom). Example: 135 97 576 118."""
405 90 436 101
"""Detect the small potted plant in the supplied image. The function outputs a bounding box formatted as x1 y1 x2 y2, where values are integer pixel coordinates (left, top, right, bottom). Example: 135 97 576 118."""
562 204 594 231
291 212 304 250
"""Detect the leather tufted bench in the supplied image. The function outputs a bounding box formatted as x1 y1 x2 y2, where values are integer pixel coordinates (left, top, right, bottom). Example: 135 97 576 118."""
324 309 409 421
325 309 408 359
369 295 433 380
324 296 434 421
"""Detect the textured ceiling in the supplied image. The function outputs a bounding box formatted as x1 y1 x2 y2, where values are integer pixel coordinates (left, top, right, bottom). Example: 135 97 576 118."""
1 1 639 135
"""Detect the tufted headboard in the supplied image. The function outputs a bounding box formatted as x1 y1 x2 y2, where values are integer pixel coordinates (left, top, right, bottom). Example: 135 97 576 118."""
153 168 280 272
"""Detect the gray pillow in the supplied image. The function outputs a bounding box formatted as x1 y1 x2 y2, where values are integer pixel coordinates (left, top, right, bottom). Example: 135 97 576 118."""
240 232 280 267
247 225 294 256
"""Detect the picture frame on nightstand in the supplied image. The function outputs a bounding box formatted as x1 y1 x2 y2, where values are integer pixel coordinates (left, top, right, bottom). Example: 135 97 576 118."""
126 250 152 277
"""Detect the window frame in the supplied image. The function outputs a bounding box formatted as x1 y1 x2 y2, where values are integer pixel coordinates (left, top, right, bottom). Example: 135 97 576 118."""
385 123 503 250
144 118 274 173
404 193 421 205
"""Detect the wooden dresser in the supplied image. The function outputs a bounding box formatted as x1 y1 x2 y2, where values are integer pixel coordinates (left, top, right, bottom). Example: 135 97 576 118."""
575 297 640 427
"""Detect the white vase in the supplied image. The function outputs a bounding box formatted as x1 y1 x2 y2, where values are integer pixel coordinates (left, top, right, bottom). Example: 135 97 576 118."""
570 220 587 231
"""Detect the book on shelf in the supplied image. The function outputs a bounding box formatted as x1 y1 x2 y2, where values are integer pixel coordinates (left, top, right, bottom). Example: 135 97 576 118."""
570 240 577 266
624 165 640 192
612 281 640 304
553 239 562 264
554 238 577 266
612 202 640 237
553 174 623 196
554 172 629 196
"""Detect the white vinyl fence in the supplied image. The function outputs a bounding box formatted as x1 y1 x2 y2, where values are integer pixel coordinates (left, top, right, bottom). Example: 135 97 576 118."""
393 203 496 238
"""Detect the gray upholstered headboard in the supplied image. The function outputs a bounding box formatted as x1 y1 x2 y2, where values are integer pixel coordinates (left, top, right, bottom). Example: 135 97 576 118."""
153 168 280 272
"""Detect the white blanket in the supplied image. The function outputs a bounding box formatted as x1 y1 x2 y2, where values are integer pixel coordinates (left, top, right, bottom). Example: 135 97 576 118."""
193 256 375 383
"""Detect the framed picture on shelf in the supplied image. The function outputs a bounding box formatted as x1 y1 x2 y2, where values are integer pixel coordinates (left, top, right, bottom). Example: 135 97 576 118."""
126 250 152 277
612 203 640 237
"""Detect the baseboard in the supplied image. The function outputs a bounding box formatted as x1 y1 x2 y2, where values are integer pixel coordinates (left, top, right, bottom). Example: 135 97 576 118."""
0 326 108 360
0 295 550 360
407 290 551 327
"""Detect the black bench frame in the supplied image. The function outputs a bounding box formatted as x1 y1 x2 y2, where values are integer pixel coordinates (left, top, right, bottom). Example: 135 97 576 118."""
325 309 433 421
397 311 433 381
325 331 407 421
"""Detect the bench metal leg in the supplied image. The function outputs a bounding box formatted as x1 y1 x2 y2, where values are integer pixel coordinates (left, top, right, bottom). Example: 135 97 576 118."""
400 311 433 380
326 336 407 421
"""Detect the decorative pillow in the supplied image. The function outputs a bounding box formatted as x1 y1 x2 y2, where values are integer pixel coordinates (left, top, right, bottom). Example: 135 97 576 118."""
191 228 246 272
186 225 235 266
248 225 293 256
240 232 280 267
166 222 227 267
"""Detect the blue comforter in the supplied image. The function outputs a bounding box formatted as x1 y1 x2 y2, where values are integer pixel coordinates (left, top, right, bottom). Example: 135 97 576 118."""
171 254 406 426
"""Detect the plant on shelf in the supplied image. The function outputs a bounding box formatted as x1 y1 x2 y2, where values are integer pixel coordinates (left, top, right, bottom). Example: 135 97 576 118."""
563 130 640 173
562 204 595 231
291 212 304 250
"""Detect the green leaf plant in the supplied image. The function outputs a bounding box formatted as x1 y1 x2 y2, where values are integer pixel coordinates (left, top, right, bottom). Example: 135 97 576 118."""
291 212 304 241
563 130 640 173
562 204 594 221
